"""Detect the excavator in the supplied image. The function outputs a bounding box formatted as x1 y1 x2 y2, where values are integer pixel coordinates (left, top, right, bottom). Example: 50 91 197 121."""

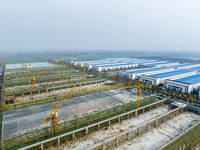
44 84 77 135
29 70 46 90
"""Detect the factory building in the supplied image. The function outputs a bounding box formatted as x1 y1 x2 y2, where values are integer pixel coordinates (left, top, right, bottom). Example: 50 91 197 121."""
170 63 200 69
164 74 200 93
119 67 174 80
139 61 166 67
147 62 179 67
139 70 197 85
94 63 138 72
189 66 200 72
5 62 54 69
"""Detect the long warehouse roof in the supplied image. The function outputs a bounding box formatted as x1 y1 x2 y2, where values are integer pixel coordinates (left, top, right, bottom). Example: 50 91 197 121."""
170 63 199 68
150 70 194 79
189 66 200 71
127 67 171 74
174 74 200 85
138 60 164 64
149 62 178 66
100 63 136 67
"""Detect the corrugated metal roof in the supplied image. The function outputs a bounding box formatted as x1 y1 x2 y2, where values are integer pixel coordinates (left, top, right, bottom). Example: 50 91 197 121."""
189 66 200 71
170 63 198 68
128 67 171 74
100 63 136 67
149 62 178 66
174 73 200 84
150 70 193 78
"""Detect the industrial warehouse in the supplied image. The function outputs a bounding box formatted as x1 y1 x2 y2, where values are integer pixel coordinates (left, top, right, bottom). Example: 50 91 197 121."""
164 73 200 93
1 57 200 150
119 67 174 79
139 69 197 85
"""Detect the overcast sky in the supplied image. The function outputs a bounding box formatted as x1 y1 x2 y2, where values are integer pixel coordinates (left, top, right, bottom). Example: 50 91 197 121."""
0 0 200 52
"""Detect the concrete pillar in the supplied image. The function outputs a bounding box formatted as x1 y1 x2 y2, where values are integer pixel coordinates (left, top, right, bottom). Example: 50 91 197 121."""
118 116 120 123
102 142 105 150
150 105 151 111
175 110 178 116
109 120 111 126
183 144 185 150
169 113 171 119
143 108 144 113
155 119 158 127
163 116 165 122
41 143 43 150
127 113 129 119
116 137 118 147
98 123 100 130
85 127 88 134
127 132 130 140
72 132 75 141
138 127 140 135
58 137 60 149
135 110 137 117
156 103 157 108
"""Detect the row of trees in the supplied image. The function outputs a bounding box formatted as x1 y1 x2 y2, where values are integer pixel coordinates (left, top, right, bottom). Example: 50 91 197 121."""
142 84 197 103
108 75 198 104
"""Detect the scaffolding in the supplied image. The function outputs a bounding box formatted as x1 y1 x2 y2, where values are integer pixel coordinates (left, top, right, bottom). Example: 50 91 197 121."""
1 89 156 150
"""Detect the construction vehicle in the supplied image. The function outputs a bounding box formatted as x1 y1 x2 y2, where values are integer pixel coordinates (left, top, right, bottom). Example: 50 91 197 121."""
44 84 77 135
55 58 68 68
29 70 46 90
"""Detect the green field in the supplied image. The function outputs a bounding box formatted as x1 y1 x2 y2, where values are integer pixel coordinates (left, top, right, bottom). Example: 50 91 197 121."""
4 76 101 94
4 65 63 73
5 67 73 78
4 72 82 87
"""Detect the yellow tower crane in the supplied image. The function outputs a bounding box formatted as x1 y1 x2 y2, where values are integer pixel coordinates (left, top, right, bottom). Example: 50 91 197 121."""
55 58 68 69
133 79 147 107
83 65 85 82
22 63 24 69
44 84 77 135
25 64 27 74
29 70 46 90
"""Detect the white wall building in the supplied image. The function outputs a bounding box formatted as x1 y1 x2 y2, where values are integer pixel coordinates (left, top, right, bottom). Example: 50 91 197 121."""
148 62 179 67
139 70 197 85
94 63 138 72
164 73 200 93
170 63 200 69
119 67 174 80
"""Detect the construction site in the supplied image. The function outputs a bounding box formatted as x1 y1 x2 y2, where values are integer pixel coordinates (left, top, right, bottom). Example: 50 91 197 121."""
1 58 200 150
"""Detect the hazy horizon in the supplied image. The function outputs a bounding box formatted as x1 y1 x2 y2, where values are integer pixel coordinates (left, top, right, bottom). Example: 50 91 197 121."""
0 0 200 52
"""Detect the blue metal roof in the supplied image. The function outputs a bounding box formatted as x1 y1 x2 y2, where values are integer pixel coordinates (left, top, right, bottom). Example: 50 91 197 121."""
128 67 171 74
86 62 115 65
189 66 200 71
170 63 197 68
174 73 200 85
139 60 164 64
150 70 193 79
101 63 136 67
149 62 178 66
